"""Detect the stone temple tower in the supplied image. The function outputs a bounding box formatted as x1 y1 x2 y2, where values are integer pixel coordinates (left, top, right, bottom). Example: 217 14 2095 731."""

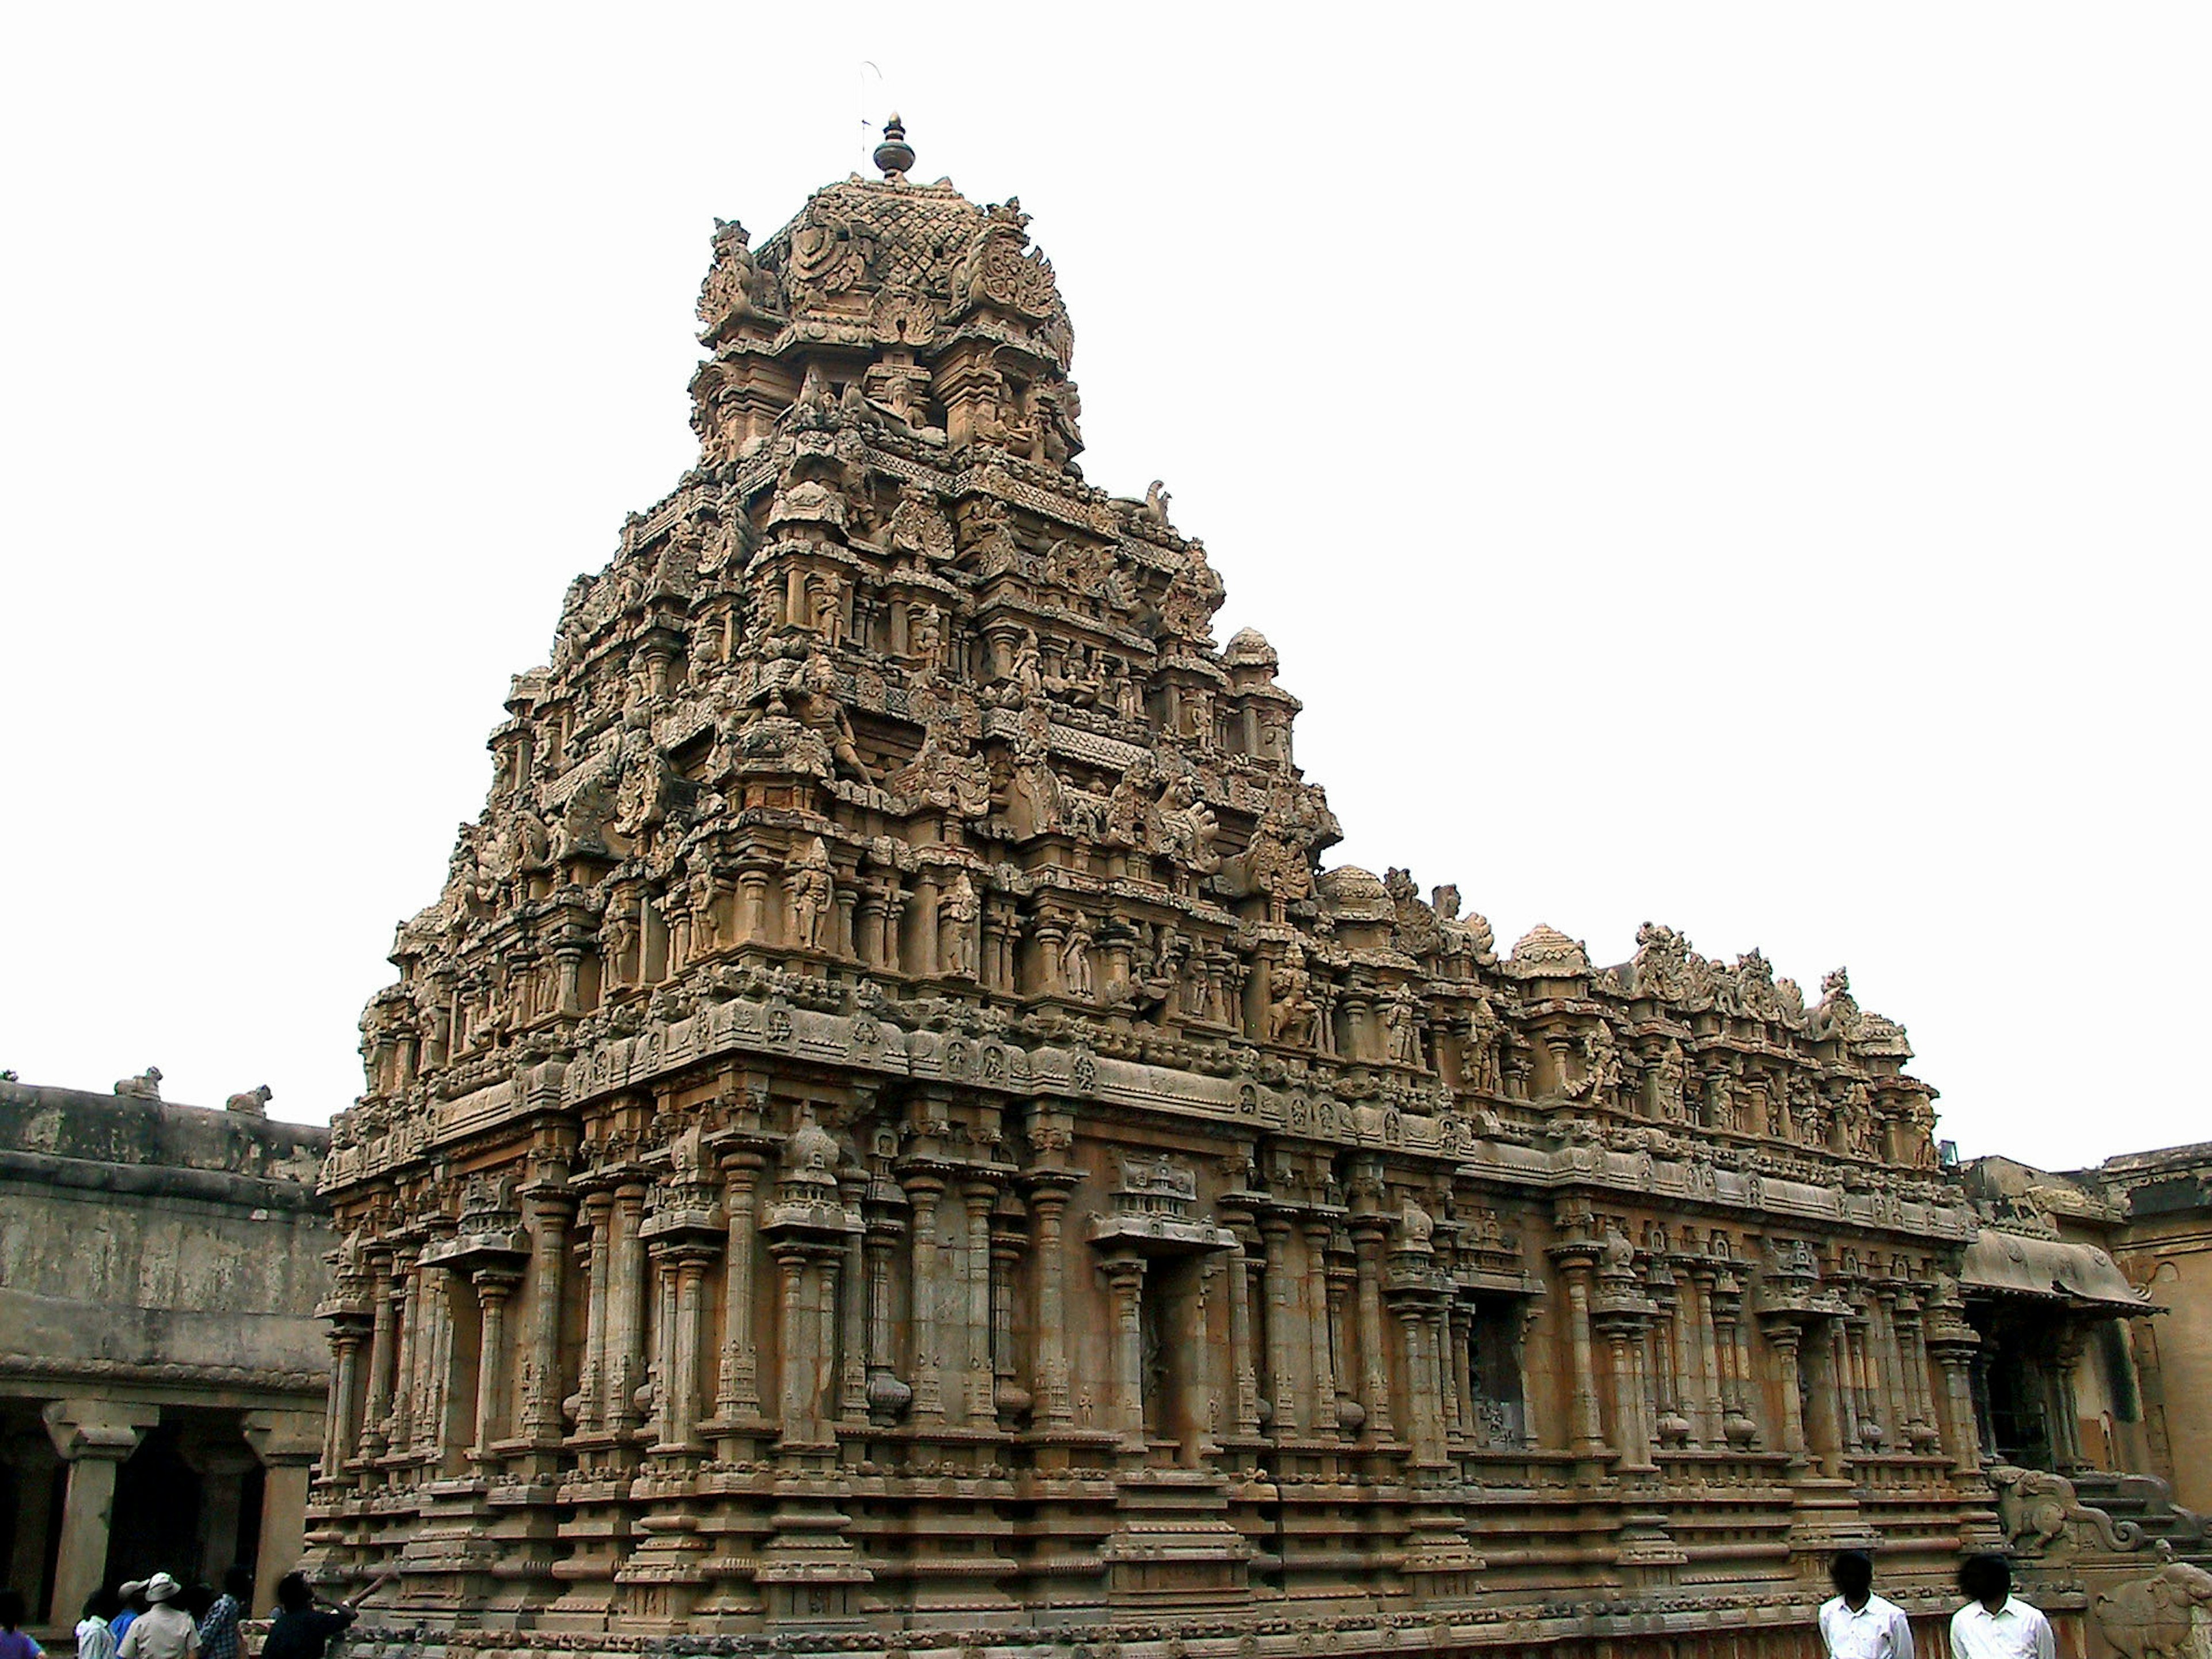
310 122 2162 1657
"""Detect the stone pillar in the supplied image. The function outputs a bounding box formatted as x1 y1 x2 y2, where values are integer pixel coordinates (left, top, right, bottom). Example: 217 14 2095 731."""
838 1200 870 1429
469 1268 521 1460
1400 1304 1451 1467
1763 1321 1809 1465
1446 1306 1474 1441
42 1400 156 1633
1353 1221 1396 1442
521 1190 573 1441
1927 1325 1982 1476
1228 1233 1262 1438
664 1252 710 1448
605 1184 649 1436
2050 1325 2091 1472
321 1323 366 1480
904 1170 947 1423
1332 1263 1361 1440
243 1409 321 1620
359 1255 398 1460
574 1192 612 1434
1599 1319 1654 1471
1302 1219 1336 1432
964 1179 998 1423
774 1249 814 1442
187 1444 256 1577
1666 1288 1699 1447
411 1262 453 1461
1560 1263 1605 1455
1260 1217 1299 1434
384 1254 418 1450
1027 1177 1076 1425
1104 1255 1149 1449
715 1153 764 1421
1690 1268 1725 1448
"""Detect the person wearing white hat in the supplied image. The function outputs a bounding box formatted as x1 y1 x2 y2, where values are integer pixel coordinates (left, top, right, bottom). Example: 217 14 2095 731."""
116 1575 197 1659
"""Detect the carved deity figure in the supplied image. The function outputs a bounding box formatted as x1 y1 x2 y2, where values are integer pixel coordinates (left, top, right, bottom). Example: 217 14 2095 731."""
792 644 875 785
809 576 846 648
909 603 944 673
1652 1039 1688 1122
1266 947 1320 1048
1060 912 1095 999
786 838 835 952
940 873 980 979
1385 991 1423 1067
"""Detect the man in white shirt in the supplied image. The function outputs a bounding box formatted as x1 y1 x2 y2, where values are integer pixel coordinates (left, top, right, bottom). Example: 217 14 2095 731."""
1819 1550 1916 1659
116 1575 199 1659
1950 1555 2056 1659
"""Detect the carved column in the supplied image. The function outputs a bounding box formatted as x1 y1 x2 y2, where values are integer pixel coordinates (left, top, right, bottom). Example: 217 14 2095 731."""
1665 1280 1700 1447
605 1183 649 1437
1228 1232 1262 1438
964 1177 998 1424
1597 1316 1655 1471
1353 1218 1396 1442
1442 1305 1468 1445
1332 1259 1361 1440
774 1249 813 1440
714 1152 764 1420
1261 1216 1299 1434
469 1268 520 1460
1104 1254 1148 1448
522 1190 573 1441
990 1195 1027 1428
2049 1324 2091 1472
321 1322 367 1480
1688 1266 1725 1449
904 1168 947 1423
839 1191 870 1429
664 1251 710 1448
1302 1218 1336 1433
1551 1247 1606 1455
1763 1320 1810 1465
44 1400 157 1633
1025 1174 1077 1425
574 1192 613 1435
1926 1320 1982 1476
863 1205 910 1423
384 1253 418 1450
359 1253 397 1461
411 1261 453 1461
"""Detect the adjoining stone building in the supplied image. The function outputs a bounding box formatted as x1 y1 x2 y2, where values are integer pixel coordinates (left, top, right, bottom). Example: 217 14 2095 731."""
303 123 2209 1658
1963 1145 2212 1516
0 1075 331 1638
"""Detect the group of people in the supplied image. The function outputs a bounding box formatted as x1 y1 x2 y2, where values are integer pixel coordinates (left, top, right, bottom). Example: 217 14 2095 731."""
1820 1551 2057 1659
0 1568 393 1659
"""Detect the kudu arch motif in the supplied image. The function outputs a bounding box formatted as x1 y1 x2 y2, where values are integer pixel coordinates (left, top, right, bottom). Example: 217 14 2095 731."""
309 120 2180 1652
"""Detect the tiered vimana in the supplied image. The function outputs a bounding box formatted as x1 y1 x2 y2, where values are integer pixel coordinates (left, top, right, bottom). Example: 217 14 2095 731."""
308 121 2135 1657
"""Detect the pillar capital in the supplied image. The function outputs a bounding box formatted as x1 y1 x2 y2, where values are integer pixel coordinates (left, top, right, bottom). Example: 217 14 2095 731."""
42 1398 158 1463
244 1408 324 1468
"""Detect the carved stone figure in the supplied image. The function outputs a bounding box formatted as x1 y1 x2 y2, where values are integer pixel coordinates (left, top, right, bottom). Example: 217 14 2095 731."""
2094 1559 2212 1659
941 872 980 979
786 838 835 952
114 1067 162 1101
1060 912 1095 999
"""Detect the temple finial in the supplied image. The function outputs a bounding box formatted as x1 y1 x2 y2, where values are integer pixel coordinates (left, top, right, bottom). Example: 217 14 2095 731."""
873 112 915 180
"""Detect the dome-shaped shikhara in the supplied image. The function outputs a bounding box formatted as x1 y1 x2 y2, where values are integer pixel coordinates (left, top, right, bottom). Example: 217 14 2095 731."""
314 129 2043 1647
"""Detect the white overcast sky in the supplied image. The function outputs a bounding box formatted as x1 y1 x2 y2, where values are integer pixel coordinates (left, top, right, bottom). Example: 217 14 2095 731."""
2 5 2205 1171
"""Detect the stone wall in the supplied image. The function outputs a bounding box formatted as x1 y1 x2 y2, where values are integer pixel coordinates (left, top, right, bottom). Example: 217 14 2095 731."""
0 1077 332 1634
